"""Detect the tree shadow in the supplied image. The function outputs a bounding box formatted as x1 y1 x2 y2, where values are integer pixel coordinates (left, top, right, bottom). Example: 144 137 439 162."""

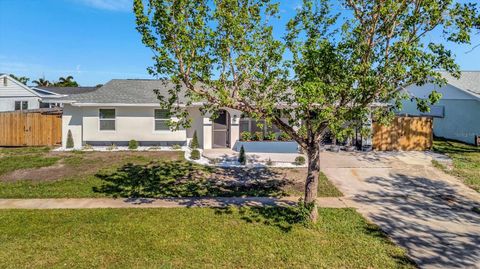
352 172 480 268
433 137 480 154
214 205 309 233
93 160 291 198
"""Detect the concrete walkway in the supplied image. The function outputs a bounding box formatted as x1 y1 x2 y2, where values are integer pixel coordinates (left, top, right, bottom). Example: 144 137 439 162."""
321 151 480 269
0 197 348 209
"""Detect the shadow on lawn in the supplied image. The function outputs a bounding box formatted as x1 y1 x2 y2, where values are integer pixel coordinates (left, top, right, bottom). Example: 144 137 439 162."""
214 205 309 233
93 160 290 198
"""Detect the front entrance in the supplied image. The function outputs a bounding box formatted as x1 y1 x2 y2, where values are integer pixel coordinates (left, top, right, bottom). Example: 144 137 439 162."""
212 110 230 148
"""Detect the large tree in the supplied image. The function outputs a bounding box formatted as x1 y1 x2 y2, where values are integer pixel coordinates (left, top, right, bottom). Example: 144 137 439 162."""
134 0 479 222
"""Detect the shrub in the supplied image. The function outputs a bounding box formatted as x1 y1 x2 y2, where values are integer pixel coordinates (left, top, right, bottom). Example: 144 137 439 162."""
107 144 117 151
83 144 93 150
66 130 74 149
265 132 277 141
238 145 246 165
190 131 199 149
171 144 182 150
294 156 306 166
240 131 252 141
190 149 200 160
128 140 139 150
278 132 291 141
253 132 264 141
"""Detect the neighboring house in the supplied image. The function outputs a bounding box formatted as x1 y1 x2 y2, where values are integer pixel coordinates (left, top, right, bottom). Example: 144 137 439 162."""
0 74 48 112
400 71 480 145
47 79 292 151
0 74 98 112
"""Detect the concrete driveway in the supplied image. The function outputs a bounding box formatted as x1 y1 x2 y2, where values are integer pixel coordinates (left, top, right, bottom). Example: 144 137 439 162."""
321 151 480 269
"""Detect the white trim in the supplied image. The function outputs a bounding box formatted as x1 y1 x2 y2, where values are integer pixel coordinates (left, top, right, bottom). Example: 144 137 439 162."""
71 102 206 107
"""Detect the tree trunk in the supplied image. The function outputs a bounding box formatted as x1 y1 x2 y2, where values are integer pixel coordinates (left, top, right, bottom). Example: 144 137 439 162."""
304 144 320 222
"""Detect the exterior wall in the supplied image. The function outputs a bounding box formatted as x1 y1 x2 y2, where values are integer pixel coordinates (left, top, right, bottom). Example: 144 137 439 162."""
81 106 186 144
186 107 205 148
400 99 480 144
62 105 269 149
0 97 40 112
406 83 477 100
62 104 83 149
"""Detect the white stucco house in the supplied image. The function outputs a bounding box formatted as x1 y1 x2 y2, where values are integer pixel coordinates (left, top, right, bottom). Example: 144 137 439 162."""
400 71 480 145
45 79 296 152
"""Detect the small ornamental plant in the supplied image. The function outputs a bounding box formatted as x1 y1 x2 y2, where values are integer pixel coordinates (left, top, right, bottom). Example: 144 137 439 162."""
278 132 291 141
66 130 74 149
128 139 139 150
190 149 201 160
265 132 277 141
253 132 264 141
294 156 306 166
240 131 252 141
238 145 246 165
190 131 199 149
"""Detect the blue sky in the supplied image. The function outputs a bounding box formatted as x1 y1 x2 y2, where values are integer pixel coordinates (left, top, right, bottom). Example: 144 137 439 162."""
0 0 479 86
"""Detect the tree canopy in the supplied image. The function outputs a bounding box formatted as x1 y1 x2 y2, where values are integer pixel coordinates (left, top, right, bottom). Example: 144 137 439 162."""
9 74 30 85
134 0 480 221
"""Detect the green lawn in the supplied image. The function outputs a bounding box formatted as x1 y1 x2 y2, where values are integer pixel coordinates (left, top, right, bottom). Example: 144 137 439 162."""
0 147 59 175
0 148 341 198
433 139 480 192
0 208 414 268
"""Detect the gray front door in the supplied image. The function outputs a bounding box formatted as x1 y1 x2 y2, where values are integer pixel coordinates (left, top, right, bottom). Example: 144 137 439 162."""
213 110 230 148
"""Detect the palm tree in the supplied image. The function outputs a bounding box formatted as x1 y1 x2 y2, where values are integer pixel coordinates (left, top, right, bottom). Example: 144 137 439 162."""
56 76 79 87
32 78 51 87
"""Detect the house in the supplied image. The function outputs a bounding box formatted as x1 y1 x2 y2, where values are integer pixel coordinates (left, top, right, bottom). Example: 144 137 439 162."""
0 74 95 111
0 74 52 111
46 79 298 151
400 71 480 145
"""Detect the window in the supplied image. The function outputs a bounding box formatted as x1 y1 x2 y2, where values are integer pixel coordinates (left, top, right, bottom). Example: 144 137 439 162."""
3 77 7 86
99 109 116 131
239 116 284 134
154 109 170 131
14 101 28 111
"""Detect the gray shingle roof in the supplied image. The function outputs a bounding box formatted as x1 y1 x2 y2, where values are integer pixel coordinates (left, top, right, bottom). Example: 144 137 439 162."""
36 87 99 95
48 79 191 104
439 71 480 97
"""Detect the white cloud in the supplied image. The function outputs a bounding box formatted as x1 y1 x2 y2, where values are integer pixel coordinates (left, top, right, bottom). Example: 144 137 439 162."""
74 0 132 12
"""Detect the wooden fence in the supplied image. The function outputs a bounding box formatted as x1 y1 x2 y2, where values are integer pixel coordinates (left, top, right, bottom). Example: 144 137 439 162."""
0 110 62 146
373 116 433 151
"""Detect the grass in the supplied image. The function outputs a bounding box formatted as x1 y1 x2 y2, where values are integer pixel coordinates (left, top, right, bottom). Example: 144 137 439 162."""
0 148 342 199
0 208 414 268
0 147 59 175
433 139 480 192
285 172 343 197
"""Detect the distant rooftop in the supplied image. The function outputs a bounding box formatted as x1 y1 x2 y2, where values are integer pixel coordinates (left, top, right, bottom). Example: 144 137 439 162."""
439 71 480 96
43 79 191 104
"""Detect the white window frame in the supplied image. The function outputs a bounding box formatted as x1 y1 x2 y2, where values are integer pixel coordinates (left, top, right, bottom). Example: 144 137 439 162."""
14 101 28 111
154 109 170 132
99 108 116 132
